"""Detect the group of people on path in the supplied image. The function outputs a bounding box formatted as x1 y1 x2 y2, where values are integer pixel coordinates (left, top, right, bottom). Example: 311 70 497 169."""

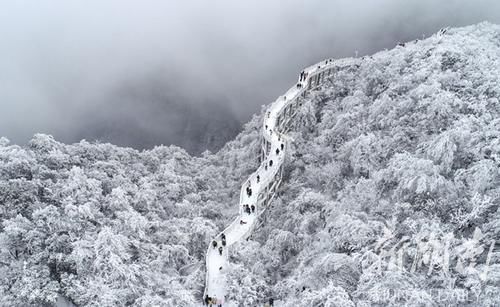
299 59 334 88
206 95 289 306
241 184 256 224
299 70 308 82
205 62 325 307
212 241 224 256
246 184 253 197
205 295 273 307
212 233 227 256
238 100 288 226
204 295 222 307
243 204 255 214
263 142 283 172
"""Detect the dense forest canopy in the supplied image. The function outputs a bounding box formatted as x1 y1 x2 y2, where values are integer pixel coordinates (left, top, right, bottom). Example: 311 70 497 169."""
1 22 500 306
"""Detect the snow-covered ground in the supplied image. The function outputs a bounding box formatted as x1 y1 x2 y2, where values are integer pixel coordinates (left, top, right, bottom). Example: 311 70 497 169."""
203 59 342 306
2 23 500 307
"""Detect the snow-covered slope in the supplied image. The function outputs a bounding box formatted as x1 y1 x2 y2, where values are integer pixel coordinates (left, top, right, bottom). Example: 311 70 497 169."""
224 22 500 306
1 22 500 306
204 55 346 306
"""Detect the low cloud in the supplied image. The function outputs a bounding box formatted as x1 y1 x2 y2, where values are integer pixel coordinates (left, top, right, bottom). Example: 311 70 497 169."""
1 0 499 153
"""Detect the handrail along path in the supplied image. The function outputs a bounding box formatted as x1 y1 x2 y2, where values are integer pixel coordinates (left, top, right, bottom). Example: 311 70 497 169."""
203 58 343 305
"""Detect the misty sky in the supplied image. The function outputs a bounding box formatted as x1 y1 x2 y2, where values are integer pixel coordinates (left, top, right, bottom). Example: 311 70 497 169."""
1 0 500 154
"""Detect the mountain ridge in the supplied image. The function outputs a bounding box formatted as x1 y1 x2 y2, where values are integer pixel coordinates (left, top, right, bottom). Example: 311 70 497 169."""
1 22 500 306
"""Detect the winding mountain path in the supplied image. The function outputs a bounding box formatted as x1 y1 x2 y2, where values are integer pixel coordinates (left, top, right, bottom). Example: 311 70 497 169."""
203 58 342 306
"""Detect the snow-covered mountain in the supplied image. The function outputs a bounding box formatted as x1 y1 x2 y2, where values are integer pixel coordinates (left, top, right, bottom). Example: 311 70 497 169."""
2 22 500 306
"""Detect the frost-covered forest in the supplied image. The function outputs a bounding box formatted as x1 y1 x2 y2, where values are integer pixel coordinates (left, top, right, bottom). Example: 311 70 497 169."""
2 23 500 306
0 123 262 306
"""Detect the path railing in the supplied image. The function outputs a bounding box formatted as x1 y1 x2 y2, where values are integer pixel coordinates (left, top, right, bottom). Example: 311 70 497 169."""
203 57 346 306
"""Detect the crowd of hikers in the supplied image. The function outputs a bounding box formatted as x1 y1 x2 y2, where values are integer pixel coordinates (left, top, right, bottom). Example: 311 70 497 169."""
204 295 274 307
204 294 222 307
204 295 273 307
205 132 285 307
205 67 308 305
299 70 308 82
211 142 285 258
246 184 253 197
242 204 256 214
298 59 334 88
